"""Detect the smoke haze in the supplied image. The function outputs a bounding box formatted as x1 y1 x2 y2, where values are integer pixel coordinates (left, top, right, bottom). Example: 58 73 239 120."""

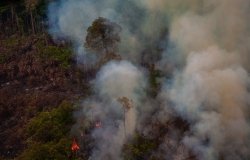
48 0 250 159
79 61 146 159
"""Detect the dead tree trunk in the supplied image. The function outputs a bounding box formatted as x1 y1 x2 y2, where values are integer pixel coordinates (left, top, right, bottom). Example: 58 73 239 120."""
30 11 35 34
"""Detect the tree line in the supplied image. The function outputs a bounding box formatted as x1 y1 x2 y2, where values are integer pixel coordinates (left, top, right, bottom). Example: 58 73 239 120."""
0 0 50 36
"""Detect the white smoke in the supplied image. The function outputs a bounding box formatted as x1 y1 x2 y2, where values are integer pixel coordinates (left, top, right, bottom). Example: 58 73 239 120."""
163 0 250 159
48 0 171 62
165 46 250 159
48 0 250 159
81 61 146 160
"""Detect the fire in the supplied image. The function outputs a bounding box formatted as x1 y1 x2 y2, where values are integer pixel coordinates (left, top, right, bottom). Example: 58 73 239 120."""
71 138 80 152
95 121 102 128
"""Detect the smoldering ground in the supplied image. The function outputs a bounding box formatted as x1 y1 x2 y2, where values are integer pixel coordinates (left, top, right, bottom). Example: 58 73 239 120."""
48 0 250 160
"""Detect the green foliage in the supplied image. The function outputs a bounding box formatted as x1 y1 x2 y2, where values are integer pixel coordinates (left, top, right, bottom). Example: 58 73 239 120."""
1 36 30 49
19 101 75 160
123 134 158 160
19 138 72 160
39 45 73 68
26 101 74 142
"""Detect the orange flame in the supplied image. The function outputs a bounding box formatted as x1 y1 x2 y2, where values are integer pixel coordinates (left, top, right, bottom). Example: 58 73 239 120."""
71 138 80 152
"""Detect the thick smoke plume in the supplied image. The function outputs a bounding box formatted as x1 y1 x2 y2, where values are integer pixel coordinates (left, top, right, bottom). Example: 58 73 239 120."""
80 61 146 159
165 46 250 159
164 1 250 159
48 0 250 160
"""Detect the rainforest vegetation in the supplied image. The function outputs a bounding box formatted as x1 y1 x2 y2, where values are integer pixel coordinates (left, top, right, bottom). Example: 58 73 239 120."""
2 1 248 160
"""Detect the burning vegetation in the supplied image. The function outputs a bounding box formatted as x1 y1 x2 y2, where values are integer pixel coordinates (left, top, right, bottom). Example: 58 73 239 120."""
1 0 250 160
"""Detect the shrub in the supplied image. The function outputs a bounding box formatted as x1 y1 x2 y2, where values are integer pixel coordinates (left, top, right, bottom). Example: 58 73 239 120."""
19 138 72 160
39 45 73 68
19 101 75 160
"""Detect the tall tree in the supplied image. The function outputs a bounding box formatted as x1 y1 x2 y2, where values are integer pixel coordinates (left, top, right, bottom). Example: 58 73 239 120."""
117 97 133 138
11 0 22 34
85 17 122 54
25 0 39 34
0 0 21 34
